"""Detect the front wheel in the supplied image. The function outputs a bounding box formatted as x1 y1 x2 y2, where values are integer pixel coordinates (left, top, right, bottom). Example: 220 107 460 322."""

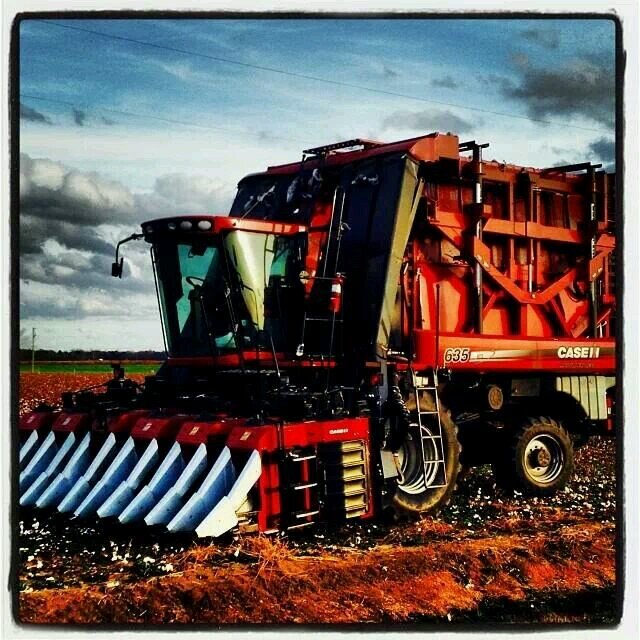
391 391 461 515
493 416 575 496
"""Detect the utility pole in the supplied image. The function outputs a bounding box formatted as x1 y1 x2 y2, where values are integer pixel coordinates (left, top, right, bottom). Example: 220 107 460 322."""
31 327 36 373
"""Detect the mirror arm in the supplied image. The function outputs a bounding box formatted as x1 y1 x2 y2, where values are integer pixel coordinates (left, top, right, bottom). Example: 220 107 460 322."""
112 232 144 278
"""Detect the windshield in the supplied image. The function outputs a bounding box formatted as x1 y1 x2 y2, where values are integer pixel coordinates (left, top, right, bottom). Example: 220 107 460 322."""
153 231 304 358
154 241 236 356
230 175 292 219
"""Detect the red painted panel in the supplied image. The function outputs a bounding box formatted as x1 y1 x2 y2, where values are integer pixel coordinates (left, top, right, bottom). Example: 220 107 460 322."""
225 418 370 453
414 330 615 374
224 418 372 533
52 413 89 434
19 411 57 432
105 410 151 435
130 416 187 441
176 418 242 445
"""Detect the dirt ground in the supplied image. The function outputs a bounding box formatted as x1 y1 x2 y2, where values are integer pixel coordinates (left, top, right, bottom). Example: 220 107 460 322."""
15 373 620 626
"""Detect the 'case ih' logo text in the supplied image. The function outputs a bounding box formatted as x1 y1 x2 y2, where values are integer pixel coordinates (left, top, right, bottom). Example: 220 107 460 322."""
557 346 601 359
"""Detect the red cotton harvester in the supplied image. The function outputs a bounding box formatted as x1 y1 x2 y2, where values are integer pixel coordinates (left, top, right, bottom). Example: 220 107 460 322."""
19 132 616 537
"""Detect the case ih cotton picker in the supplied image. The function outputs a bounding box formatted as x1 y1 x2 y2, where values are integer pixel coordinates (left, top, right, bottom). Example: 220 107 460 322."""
19 132 616 538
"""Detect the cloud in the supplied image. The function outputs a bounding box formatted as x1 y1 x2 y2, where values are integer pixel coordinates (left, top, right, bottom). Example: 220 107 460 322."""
20 248 150 295
72 108 87 126
101 116 116 126
382 65 398 79
19 214 117 256
521 27 561 49
135 173 234 217
19 154 237 327
510 52 529 70
20 153 136 229
381 109 477 135
20 103 51 124
20 279 158 320
20 154 234 235
500 58 614 127
588 137 615 167
430 76 458 90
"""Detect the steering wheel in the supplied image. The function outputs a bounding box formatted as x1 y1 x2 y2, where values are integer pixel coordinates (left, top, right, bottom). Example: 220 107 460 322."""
185 275 228 319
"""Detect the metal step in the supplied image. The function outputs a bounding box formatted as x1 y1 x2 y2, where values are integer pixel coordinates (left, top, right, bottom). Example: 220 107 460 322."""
280 446 321 532
287 521 316 531
289 453 317 462
326 487 368 498
293 482 318 490
323 459 365 469
294 509 320 519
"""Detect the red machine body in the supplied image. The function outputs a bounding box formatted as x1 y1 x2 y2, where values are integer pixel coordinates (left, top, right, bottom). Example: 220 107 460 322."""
262 133 616 376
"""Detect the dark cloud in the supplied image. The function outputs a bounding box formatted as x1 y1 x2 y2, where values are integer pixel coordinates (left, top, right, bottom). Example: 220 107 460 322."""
20 249 151 295
101 116 116 126
383 65 399 79
510 52 529 70
20 103 51 124
381 109 477 135
19 153 236 323
431 76 458 90
72 108 87 126
20 153 136 228
20 280 157 320
500 58 614 127
548 146 580 166
588 137 615 167
20 296 89 320
521 27 561 49
20 154 234 238
19 215 117 256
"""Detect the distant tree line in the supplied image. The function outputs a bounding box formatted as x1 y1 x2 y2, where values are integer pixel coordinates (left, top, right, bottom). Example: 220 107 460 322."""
19 349 166 362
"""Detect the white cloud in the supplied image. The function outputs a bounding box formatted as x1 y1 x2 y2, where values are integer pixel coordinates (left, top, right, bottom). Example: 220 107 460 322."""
136 173 234 216
19 153 243 349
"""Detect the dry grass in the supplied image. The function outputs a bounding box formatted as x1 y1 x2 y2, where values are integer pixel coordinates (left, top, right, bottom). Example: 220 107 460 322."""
18 522 616 625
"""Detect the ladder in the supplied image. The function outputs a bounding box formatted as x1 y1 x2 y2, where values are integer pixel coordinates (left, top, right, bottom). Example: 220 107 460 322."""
411 369 448 489
282 448 320 531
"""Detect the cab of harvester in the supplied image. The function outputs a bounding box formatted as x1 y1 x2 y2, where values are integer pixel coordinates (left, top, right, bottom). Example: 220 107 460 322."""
147 217 308 369
19 132 616 538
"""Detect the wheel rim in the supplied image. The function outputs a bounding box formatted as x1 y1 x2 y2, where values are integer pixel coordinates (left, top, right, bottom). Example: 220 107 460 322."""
395 425 441 495
523 434 565 484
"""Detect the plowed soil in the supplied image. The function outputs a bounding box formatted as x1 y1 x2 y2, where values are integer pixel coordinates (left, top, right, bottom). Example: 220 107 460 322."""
16 373 620 626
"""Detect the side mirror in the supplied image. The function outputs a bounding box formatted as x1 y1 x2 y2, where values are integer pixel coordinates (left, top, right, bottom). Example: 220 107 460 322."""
111 257 124 278
112 231 143 278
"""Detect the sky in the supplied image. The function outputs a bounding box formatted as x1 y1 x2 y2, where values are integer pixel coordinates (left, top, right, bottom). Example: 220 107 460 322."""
18 17 616 351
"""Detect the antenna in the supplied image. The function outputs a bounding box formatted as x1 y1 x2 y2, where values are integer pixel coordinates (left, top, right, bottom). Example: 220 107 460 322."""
31 327 37 373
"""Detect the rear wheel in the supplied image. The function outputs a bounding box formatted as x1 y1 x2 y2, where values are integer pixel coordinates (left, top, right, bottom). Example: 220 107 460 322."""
493 416 574 496
391 390 461 515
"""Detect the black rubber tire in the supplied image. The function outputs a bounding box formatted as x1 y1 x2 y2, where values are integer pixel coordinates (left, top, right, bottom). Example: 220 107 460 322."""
391 390 461 516
382 385 411 452
493 416 575 496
